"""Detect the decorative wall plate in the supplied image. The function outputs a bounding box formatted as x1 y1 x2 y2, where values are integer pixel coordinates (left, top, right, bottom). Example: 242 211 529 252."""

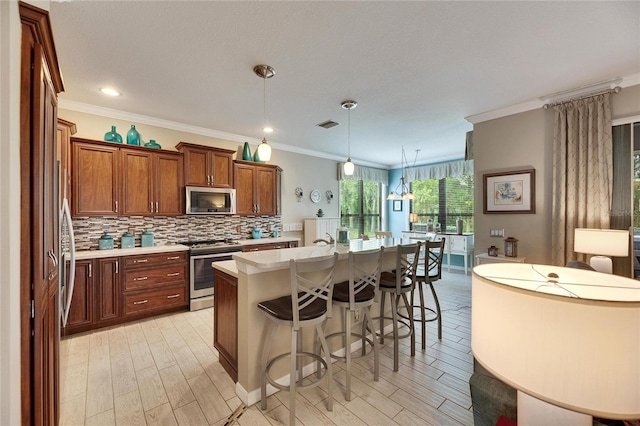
310 189 321 203
325 190 333 203
295 187 304 202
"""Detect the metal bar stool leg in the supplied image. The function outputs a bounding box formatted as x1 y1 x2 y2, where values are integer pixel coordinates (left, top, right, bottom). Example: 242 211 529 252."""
401 292 416 357
289 329 298 426
428 282 443 340
391 294 400 371
418 280 427 349
364 308 379 381
379 291 386 344
316 322 333 412
260 321 278 410
345 308 352 400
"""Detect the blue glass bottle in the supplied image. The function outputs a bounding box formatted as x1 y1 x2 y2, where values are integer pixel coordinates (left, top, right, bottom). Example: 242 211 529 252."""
104 125 122 143
242 142 252 161
126 125 140 146
144 139 161 149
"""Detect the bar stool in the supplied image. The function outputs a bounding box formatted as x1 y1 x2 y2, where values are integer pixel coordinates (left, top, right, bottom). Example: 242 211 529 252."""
257 253 338 425
408 239 446 347
324 247 383 401
376 241 421 371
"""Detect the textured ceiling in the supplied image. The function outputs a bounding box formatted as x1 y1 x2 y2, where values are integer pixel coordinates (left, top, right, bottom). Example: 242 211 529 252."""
50 1 640 168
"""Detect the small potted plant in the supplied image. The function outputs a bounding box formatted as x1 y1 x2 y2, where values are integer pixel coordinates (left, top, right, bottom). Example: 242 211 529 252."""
316 209 324 217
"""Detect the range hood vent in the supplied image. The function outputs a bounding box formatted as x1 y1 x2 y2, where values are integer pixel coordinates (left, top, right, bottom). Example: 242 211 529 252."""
316 120 340 129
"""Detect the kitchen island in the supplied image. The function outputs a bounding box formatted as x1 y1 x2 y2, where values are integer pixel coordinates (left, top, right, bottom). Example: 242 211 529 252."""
222 238 413 406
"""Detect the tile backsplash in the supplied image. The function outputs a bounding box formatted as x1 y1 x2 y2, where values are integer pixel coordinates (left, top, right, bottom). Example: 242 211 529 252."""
72 215 282 251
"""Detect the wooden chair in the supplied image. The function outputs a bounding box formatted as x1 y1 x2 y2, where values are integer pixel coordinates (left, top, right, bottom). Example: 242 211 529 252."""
324 248 383 400
257 253 338 425
375 231 392 239
375 241 421 371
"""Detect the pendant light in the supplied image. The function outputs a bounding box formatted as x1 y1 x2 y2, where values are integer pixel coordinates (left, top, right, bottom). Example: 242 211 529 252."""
341 100 357 176
253 64 275 162
387 147 418 200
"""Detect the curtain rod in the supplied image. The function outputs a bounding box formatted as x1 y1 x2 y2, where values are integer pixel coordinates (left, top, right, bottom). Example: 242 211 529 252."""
543 86 621 109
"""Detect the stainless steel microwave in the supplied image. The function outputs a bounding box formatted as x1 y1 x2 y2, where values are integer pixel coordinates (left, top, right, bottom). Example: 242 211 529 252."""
185 186 236 215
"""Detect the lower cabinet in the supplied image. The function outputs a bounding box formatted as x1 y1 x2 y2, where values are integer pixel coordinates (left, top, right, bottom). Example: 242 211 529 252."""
213 269 238 382
63 251 188 335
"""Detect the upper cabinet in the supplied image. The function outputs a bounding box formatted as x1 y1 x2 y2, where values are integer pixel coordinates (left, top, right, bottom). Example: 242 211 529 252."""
57 119 77 207
72 138 183 216
73 140 120 216
234 160 282 216
176 142 234 188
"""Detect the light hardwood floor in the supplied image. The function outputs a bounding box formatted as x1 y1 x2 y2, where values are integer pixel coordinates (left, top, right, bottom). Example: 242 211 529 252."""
60 270 473 425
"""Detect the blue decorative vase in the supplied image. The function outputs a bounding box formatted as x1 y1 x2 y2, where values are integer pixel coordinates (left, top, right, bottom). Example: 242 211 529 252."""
120 232 135 249
141 230 154 247
126 125 140 146
251 228 263 239
242 142 252 161
104 125 122 143
98 232 114 250
144 139 161 149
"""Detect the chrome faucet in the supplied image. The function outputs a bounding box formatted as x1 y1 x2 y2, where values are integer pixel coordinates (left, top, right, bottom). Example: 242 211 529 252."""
312 233 335 245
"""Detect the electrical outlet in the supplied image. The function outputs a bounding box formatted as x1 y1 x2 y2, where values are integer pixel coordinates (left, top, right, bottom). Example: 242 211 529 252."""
295 223 303 231
490 228 505 237
353 309 360 322
283 224 290 232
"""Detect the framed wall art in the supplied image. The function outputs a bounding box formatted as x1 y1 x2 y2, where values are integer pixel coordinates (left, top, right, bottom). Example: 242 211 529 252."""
393 200 403 212
483 169 535 214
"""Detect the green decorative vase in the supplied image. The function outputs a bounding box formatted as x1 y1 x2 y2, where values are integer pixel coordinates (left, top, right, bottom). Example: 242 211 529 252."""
104 125 122 143
253 148 262 163
144 139 161 149
126 124 140 146
242 142 252 161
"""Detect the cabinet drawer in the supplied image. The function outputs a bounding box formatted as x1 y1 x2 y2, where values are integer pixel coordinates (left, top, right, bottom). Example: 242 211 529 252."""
124 251 187 268
243 242 288 252
124 285 187 315
123 264 187 290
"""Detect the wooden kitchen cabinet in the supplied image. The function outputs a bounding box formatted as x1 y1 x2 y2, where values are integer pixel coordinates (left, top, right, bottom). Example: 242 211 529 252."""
122 252 188 317
72 138 183 216
56 119 76 207
214 269 238 381
72 140 120 216
234 160 281 216
121 148 183 216
62 257 121 335
177 142 235 188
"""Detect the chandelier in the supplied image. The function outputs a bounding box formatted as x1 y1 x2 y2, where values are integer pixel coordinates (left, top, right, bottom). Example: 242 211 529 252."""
387 147 418 200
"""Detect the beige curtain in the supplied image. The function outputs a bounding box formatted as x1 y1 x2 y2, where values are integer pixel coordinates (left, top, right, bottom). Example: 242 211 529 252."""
551 93 613 266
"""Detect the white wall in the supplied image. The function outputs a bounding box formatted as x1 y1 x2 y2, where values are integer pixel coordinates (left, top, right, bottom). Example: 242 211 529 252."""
473 84 640 265
1 1 26 423
58 108 342 238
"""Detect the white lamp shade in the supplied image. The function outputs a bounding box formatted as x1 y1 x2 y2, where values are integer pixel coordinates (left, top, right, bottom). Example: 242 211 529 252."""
257 139 271 162
343 159 354 176
472 263 640 420
574 228 629 256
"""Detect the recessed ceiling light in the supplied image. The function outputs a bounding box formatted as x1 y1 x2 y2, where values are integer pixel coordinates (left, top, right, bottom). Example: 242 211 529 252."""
262 126 274 133
100 87 121 97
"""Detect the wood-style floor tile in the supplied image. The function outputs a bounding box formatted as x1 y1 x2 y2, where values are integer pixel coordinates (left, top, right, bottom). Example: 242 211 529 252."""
60 269 474 425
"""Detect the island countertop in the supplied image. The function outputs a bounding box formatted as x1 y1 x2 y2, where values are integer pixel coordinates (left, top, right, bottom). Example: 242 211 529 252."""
233 237 412 274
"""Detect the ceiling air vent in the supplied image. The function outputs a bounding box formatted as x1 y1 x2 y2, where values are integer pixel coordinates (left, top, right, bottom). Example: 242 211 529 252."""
316 120 340 129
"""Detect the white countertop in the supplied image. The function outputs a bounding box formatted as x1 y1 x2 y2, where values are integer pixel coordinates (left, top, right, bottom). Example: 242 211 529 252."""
211 259 238 278
75 244 189 260
233 238 412 274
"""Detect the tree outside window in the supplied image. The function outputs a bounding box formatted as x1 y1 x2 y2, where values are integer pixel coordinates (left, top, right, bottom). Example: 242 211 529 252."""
340 179 381 238
411 175 474 233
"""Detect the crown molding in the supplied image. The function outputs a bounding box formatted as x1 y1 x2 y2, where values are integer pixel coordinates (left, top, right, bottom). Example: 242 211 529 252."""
58 99 386 169
465 73 640 125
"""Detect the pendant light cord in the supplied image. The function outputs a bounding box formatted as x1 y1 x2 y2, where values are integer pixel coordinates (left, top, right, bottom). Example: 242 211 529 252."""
347 107 351 159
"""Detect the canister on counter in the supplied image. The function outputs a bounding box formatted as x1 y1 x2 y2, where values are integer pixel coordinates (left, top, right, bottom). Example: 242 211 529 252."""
141 230 155 247
98 232 114 250
121 231 135 249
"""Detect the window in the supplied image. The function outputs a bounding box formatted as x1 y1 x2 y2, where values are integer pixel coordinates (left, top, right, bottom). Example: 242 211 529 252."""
340 179 381 238
410 174 474 233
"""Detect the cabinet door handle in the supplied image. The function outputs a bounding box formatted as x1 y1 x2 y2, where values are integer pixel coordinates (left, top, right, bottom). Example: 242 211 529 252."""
115 261 118 274
115 201 118 212
167 294 180 299
88 263 92 278
166 272 180 277
133 276 148 281
167 256 180 260
133 299 148 305
249 248 259 251
134 259 148 263
155 202 159 213
150 202 153 212
256 204 260 213
207 175 211 185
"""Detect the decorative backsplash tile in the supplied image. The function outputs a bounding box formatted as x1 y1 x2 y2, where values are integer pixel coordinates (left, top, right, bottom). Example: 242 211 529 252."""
72 215 282 251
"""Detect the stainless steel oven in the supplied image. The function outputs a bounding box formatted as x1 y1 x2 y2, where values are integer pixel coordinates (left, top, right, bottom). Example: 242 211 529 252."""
181 240 242 311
